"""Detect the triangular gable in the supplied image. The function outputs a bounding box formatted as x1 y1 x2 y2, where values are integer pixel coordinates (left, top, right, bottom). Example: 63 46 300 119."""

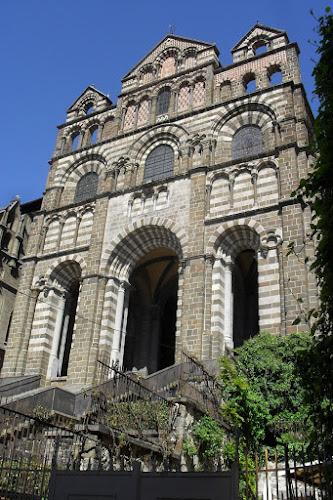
122 34 218 81
231 24 289 52
67 86 112 112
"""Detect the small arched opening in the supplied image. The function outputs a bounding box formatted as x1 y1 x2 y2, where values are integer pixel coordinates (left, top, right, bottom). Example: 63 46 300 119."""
243 73 256 93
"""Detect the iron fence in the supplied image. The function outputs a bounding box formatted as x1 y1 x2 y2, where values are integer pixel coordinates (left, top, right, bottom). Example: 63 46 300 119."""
240 445 333 499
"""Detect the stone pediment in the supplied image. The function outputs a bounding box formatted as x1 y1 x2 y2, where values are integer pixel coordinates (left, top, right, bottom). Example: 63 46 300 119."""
67 86 112 113
232 24 289 52
122 34 218 83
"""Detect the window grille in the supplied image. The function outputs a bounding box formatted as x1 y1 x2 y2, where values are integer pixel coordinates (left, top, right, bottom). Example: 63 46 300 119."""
232 125 263 160
156 87 171 115
144 145 174 182
74 172 98 203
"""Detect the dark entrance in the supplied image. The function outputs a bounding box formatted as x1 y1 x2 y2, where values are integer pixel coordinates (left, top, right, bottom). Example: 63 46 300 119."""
123 248 178 374
232 249 259 347
59 281 80 376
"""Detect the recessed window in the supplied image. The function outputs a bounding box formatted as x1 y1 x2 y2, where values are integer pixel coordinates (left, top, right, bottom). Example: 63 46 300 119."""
244 73 256 93
253 42 267 55
268 67 282 85
232 125 263 160
156 87 171 116
72 134 80 151
90 128 98 144
85 103 94 114
144 145 174 182
74 172 99 203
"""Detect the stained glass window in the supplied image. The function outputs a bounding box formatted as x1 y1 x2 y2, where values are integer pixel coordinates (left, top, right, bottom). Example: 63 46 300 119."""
144 145 174 182
232 125 263 160
156 87 171 116
74 172 98 203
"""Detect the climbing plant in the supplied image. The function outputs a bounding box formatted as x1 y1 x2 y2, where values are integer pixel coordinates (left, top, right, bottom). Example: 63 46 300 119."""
291 7 333 446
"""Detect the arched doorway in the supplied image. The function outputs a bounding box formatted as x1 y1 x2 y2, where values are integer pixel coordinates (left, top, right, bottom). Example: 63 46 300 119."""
232 249 259 347
210 224 261 355
123 248 178 374
46 261 81 379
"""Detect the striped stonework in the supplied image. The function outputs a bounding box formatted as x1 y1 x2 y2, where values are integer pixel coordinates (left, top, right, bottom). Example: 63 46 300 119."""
2 26 317 386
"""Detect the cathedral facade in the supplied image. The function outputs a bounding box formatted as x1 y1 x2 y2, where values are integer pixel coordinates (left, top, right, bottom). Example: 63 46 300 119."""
2 25 316 387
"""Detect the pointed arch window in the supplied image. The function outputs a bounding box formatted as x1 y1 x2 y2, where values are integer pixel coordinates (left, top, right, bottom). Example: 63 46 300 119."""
156 87 171 116
74 172 98 203
232 125 263 160
144 145 174 182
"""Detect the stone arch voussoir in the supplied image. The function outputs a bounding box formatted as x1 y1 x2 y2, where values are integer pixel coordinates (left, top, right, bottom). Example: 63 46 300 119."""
45 255 87 286
207 218 268 256
101 217 188 279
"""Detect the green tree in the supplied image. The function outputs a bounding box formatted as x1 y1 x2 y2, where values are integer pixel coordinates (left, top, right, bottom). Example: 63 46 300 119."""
293 8 333 445
219 332 312 452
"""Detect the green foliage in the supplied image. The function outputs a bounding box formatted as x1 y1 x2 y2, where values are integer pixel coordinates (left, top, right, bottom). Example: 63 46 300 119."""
219 356 268 451
219 332 312 452
183 414 223 467
107 400 170 434
292 7 333 446
191 414 224 459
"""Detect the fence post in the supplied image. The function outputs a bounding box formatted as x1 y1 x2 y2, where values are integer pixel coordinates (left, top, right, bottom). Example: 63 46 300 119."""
48 435 60 500
231 428 240 499
284 443 292 500
133 460 141 500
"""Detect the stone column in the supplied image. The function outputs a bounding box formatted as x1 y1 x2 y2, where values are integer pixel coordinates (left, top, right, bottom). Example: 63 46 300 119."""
97 123 104 142
57 221 64 248
18 288 39 373
169 91 176 119
229 174 235 209
110 281 126 367
77 131 84 149
252 169 258 206
119 288 130 370
205 183 212 218
60 136 66 154
202 140 211 166
224 259 234 349
149 96 157 125
47 292 66 379
73 216 81 247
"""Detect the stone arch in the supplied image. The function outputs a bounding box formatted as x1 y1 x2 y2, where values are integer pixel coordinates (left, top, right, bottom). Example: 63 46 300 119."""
78 93 99 115
103 221 187 374
155 47 180 78
55 153 107 187
49 260 82 292
58 155 105 206
46 260 82 378
45 255 87 287
211 102 276 164
249 36 270 56
209 219 281 354
63 124 82 153
139 63 154 83
211 101 276 137
207 218 267 256
101 218 188 278
128 124 189 162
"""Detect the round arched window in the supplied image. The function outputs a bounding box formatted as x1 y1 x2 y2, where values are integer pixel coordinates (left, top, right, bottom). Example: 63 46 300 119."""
232 125 263 160
74 172 99 203
144 145 174 182
156 87 171 116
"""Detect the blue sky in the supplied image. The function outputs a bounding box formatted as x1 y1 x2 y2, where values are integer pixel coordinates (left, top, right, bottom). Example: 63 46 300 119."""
0 0 329 205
